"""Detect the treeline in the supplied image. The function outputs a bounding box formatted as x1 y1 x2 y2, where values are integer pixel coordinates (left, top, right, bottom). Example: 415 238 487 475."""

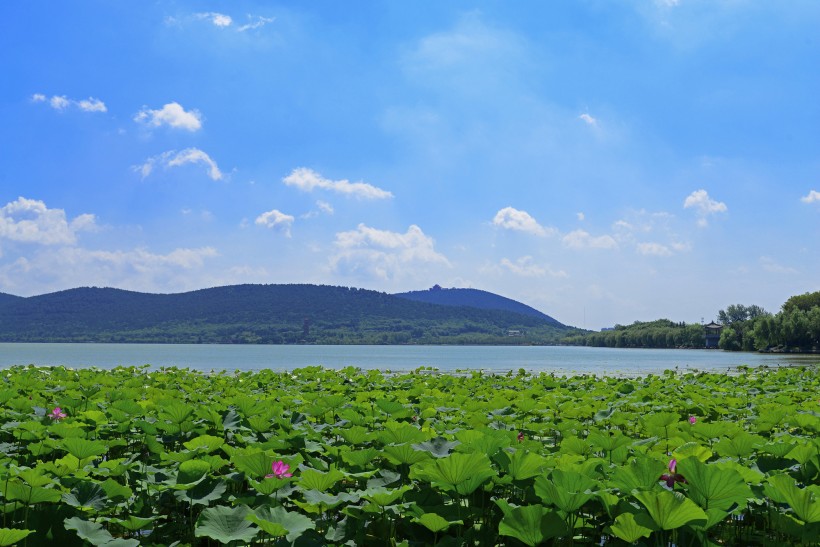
719 292 820 352
561 319 707 349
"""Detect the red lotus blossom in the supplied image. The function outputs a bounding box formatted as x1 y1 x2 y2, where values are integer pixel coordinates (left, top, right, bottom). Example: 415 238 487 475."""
659 458 686 488
688 415 697 425
49 407 67 420
265 460 293 479
517 431 525 443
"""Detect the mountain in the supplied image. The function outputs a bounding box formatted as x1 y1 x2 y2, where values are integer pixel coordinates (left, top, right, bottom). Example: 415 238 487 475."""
395 286 565 327
0 284 573 344
0 292 23 307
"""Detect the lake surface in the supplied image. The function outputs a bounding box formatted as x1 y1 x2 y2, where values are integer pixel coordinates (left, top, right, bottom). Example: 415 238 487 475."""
0 343 816 375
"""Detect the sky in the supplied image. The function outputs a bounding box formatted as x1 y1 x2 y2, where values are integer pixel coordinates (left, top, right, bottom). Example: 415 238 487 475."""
1 1 818 330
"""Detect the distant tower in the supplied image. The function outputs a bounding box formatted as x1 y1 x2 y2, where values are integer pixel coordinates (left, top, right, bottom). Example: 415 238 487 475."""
703 321 722 348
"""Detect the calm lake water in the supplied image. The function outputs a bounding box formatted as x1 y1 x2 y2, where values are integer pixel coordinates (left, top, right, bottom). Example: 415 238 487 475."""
0 343 816 375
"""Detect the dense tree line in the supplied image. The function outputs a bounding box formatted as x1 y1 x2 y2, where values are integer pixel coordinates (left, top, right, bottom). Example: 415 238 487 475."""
561 319 706 349
720 291 820 352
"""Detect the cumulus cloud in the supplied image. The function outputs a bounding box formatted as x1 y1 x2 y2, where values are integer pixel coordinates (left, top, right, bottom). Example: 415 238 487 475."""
492 207 555 237
683 189 727 226
32 93 107 113
196 12 232 27
801 190 820 204
136 148 222 181
500 256 567 278
562 229 618 250
134 102 202 131
255 209 295 237
331 224 449 280
283 168 393 200
0 197 96 246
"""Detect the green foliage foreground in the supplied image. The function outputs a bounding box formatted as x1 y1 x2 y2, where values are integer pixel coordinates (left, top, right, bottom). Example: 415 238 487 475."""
1 363 819 546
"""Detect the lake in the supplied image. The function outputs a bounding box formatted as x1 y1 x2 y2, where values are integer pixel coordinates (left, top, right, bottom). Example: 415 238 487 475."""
0 343 816 375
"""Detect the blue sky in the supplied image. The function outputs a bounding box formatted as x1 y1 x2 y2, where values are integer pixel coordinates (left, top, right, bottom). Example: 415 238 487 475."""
1 1 818 330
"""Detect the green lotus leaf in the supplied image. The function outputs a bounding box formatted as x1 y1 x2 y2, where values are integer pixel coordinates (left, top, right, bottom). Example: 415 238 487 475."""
247 505 315 541
339 425 372 445
609 512 655 542
535 469 597 513
379 421 427 444
672 442 712 462
100 478 132 503
714 432 762 459
183 434 225 453
642 411 681 429
496 502 568 546
454 429 509 456
231 451 273 479
376 399 412 418
60 437 108 461
158 401 194 424
494 449 547 482
412 512 462 533
765 474 820 523
175 478 228 505
787 443 818 465
633 489 708 530
195 504 259 543
560 436 593 456
62 480 108 511
412 437 460 458
298 468 344 492
588 430 632 453
177 459 211 486
361 484 412 506
611 457 667 492
383 443 431 465
0 528 33 547
110 399 143 416
411 452 496 496
16 467 53 488
104 515 157 532
341 447 381 468
64 516 140 547
677 458 751 524
4 480 62 504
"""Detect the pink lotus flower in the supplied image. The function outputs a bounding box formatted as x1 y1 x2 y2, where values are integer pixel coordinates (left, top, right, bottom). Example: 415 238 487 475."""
688 416 697 425
49 407 67 420
659 458 686 488
517 431 525 443
265 460 292 479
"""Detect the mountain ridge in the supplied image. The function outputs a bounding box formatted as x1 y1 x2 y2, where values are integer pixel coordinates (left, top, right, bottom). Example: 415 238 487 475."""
0 284 574 344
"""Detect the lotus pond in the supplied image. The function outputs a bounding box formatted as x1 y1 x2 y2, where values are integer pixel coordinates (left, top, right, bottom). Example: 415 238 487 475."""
0 364 818 546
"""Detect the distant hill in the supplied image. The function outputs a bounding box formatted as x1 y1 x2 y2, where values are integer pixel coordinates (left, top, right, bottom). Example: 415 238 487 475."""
0 284 573 344
395 286 564 327
0 292 23 307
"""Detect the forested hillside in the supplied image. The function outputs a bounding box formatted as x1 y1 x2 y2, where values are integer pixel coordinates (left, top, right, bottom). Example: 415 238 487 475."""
561 319 707 349
0 284 574 344
395 285 563 326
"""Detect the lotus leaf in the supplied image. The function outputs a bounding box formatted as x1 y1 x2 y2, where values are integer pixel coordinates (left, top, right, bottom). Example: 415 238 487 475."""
195 504 259 543
411 452 496 495
633 489 708 530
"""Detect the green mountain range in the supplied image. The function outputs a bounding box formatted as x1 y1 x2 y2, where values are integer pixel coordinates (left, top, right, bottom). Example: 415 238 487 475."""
0 284 574 344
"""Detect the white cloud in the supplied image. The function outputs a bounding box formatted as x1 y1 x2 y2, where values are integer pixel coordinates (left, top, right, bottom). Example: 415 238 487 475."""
578 113 598 127
683 189 727 227
316 201 334 214
237 15 275 32
562 229 618 250
196 12 233 27
137 148 222 181
134 102 202 131
492 207 555 237
255 209 295 237
760 256 798 274
331 224 449 280
636 242 672 257
801 189 820 204
0 197 96 246
32 93 106 113
283 168 393 200
576 212 585 221
500 256 567 278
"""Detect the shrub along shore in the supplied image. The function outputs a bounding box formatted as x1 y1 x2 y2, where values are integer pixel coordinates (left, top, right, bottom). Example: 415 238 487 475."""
0 363 818 546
